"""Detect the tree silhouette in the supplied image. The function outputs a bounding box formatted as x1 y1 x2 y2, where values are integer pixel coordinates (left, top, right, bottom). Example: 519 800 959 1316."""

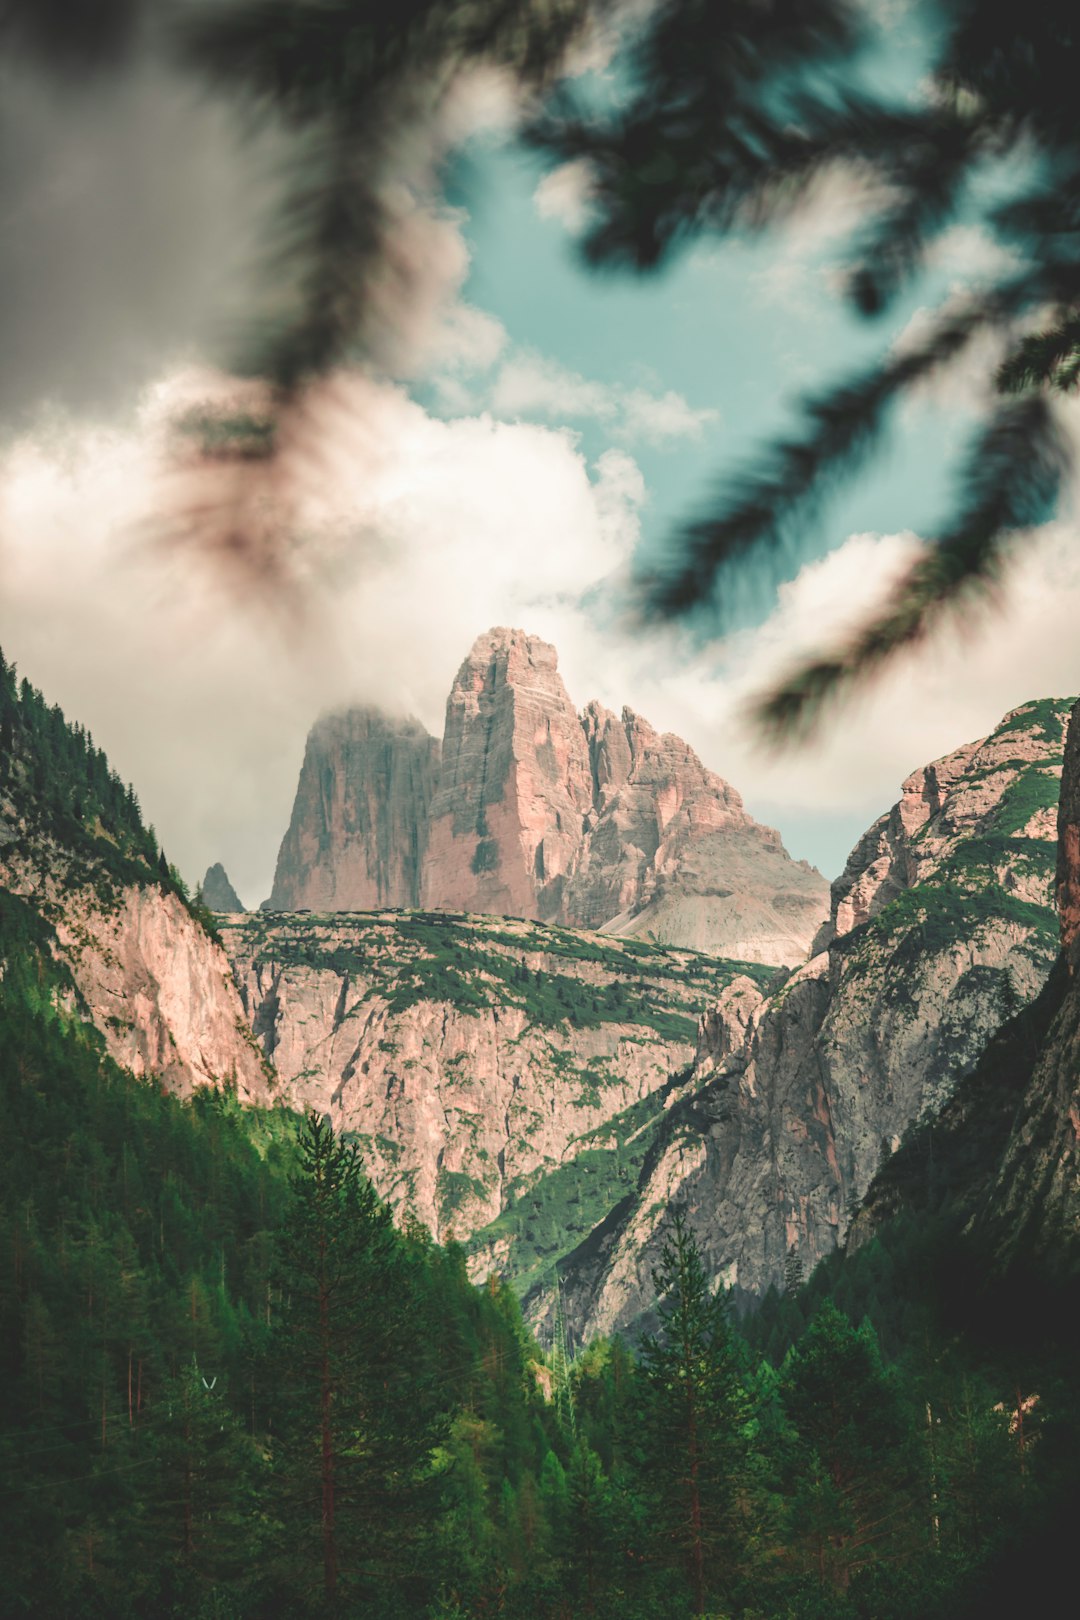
534 0 1080 732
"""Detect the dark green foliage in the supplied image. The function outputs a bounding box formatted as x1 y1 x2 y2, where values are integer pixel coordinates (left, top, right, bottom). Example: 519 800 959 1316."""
530 3 1080 732
0 646 218 937
635 1213 752 1613
470 1089 676 1301
3 656 1080 1616
267 1114 448 1614
780 1304 913 1588
4 870 1080 1618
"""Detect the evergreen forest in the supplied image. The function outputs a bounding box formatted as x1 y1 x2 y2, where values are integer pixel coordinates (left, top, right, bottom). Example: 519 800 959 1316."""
2 860 1077 1620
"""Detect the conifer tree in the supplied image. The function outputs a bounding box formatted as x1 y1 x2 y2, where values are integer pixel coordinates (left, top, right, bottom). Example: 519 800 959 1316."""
781 1302 913 1589
635 1212 750 1614
269 1112 445 1615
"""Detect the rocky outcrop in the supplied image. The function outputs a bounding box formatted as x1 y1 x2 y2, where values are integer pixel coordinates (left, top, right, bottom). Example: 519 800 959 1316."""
567 703 826 962
420 629 594 922
52 884 271 1100
847 698 1080 1292
975 696 1080 1278
1 842 271 1102
269 708 441 911
281 629 828 965
553 698 1072 1343
202 862 245 912
219 909 767 1277
1058 698 1080 956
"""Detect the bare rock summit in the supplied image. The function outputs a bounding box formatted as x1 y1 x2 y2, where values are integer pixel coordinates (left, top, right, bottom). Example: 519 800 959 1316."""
273 628 829 965
421 628 594 921
202 862 245 912
270 707 441 911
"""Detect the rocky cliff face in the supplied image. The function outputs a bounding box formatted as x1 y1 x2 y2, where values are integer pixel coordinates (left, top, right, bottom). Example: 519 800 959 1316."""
970 696 1080 1280
421 629 594 922
567 702 826 961
553 697 1072 1343
202 862 245 912
280 628 828 965
269 708 441 911
219 909 770 1288
1 802 270 1107
50 882 271 1100
848 703 1080 1294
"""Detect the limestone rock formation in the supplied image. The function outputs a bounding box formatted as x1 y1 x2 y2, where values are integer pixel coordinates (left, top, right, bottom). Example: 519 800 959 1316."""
202 862 245 912
279 629 828 964
50 883 271 1100
421 628 594 922
269 707 441 911
567 703 826 962
850 696 1080 1295
2 835 270 1105
552 697 1072 1343
220 910 767 1278
977 696 1080 1277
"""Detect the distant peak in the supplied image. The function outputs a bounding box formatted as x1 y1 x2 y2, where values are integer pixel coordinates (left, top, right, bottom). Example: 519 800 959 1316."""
202 863 245 913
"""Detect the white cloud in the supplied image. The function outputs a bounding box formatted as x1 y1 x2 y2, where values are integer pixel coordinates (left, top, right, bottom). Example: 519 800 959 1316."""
0 372 644 903
424 301 508 375
619 389 720 443
640 525 1080 848
533 159 597 233
492 352 615 421
488 350 718 444
524 523 1080 878
890 289 1009 416
927 224 1022 284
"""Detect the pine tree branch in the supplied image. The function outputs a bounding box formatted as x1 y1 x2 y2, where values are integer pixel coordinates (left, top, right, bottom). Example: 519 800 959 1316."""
751 395 1069 738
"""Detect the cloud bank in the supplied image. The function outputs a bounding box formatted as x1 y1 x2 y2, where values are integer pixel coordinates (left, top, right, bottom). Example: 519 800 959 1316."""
3 364 1080 903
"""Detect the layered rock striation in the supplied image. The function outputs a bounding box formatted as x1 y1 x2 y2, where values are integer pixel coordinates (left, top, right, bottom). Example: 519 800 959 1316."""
220 909 770 1285
552 697 1072 1343
421 629 594 922
273 628 828 966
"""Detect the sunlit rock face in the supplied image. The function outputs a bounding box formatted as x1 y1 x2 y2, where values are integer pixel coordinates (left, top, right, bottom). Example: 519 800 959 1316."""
847 695 1080 1293
0 850 270 1105
52 884 272 1101
567 701 827 964
218 910 761 1275
420 628 594 923
553 698 1072 1344
270 708 441 912
276 627 829 966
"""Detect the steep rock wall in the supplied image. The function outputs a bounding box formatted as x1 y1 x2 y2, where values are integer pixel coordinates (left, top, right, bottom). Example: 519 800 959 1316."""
270 708 440 911
420 629 594 922
277 628 829 965
220 911 767 1282
554 698 1071 1342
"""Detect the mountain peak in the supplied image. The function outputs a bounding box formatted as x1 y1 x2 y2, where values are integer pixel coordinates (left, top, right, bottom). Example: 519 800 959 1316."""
273 628 827 963
202 863 244 912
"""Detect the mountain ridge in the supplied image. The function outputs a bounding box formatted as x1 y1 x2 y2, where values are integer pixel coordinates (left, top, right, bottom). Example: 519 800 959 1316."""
269 626 829 965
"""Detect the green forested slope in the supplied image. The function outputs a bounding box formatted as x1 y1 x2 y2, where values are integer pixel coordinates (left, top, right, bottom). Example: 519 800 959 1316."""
2 656 1078 1619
